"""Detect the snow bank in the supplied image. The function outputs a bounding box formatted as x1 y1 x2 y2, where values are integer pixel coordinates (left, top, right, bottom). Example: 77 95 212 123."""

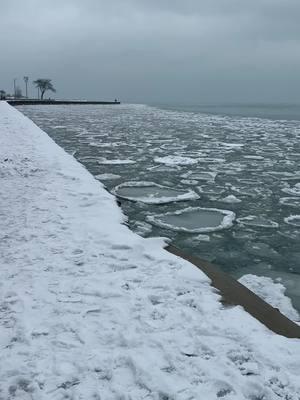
1 101 300 399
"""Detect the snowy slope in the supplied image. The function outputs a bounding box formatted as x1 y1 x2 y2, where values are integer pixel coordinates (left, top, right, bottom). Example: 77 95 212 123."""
0 101 300 399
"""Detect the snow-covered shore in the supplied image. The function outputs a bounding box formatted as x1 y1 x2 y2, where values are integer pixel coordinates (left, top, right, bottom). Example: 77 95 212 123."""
0 101 300 399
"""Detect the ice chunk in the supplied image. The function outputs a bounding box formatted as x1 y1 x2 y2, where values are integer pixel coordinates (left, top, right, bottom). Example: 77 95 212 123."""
244 155 264 160
244 242 279 259
112 181 199 204
154 155 198 166
239 274 299 321
95 173 121 181
194 234 210 242
237 215 279 228
221 195 242 203
180 179 198 185
279 197 300 208
284 215 300 227
198 157 225 163
181 171 217 182
132 221 153 236
281 183 300 196
97 158 136 165
147 207 235 233
219 142 244 149
197 185 225 195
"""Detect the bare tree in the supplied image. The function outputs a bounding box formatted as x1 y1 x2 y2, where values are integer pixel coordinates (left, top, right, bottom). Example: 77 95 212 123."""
0 90 6 100
33 79 56 100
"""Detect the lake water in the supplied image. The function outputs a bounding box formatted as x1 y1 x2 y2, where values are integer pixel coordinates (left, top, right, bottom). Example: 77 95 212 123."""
18 103 300 311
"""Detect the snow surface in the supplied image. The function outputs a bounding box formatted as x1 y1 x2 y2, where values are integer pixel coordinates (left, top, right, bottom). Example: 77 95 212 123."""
1 101 300 399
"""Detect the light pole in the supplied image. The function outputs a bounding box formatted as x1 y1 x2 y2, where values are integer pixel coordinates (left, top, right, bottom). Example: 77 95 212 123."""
24 76 29 98
13 78 17 98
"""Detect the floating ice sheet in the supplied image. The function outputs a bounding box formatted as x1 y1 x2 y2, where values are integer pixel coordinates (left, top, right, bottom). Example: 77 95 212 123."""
147 207 235 233
237 215 279 228
113 181 199 204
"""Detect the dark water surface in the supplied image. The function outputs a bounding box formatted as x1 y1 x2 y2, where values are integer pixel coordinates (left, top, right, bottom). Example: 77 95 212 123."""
18 103 300 310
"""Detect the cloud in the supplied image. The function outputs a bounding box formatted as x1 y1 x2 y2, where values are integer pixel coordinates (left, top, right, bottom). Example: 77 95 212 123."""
1 0 300 102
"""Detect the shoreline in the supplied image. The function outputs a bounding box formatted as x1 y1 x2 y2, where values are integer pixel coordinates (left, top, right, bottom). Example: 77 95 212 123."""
7 99 120 106
167 245 300 338
1 101 299 398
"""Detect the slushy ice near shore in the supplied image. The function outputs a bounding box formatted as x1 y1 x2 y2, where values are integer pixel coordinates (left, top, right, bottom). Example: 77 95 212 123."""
1 101 300 398
18 103 300 311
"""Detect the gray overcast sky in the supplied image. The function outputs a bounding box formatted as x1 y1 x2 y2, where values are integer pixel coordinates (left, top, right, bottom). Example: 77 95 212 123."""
1 0 300 103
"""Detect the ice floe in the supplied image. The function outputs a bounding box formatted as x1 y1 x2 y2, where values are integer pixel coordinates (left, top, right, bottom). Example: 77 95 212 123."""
197 185 225 195
279 197 300 208
198 157 225 163
154 155 198 166
243 155 264 160
181 171 217 182
238 274 299 321
194 234 210 242
97 157 136 164
237 216 279 228
284 215 300 227
113 181 199 204
244 242 279 259
231 186 262 197
219 142 244 149
180 179 198 185
132 221 153 236
95 173 121 180
221 195 242 203
147 207 235 233
282 183 300 196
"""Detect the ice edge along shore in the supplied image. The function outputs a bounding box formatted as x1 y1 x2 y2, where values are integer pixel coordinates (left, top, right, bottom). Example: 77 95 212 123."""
0 101 300 399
